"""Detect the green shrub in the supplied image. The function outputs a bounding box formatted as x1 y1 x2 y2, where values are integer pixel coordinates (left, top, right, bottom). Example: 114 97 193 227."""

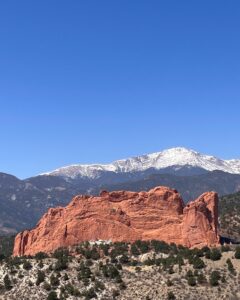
64 283 80 296
135 266 141 272
192 257 205 269
226 258 236 275
151 240 170 254
78 262 92 280
176 255 184 267
112 289 120 298
210 248 222 261
116 263 123 270
115 275 123 284
197 273 206 284
186 270 193 278
130 244 140 256
205 249 211 259
187 276 196 286
44 282 51 291
88 247 100 260
119 281 127 290
28 280 33 286
221 245 230 252
102 263 119 279
23 260 32 270
110 242 128 258
54 256 68 271
4 274 12 290
192 248 205 257
210 270 221 286
167 291 176 300
50 274 60 287
82 287 96 299
35 252 48 260
38 260 44 268
135 240 149 254
234 247 240 259
65 283 74 295
36 270 45 286
119 254 129 264
99 244 110 256
53 248 69 259
94 280 105 291
167 279 173 286
86 259 93 267
6 256 22 267
47 291 58 300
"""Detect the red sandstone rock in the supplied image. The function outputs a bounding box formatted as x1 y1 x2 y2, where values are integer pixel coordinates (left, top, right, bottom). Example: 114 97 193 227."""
13 186 219 256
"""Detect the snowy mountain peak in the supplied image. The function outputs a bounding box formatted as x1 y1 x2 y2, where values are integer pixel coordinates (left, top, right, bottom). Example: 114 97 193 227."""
41 147 240 179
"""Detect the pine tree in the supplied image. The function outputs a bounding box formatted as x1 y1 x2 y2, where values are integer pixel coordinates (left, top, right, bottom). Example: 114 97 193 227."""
4 274 12 290
36 270 45 286
47 291 58 300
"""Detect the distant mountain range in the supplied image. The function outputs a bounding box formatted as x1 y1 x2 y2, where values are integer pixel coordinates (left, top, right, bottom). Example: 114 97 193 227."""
42 147 240 178
0 147 240 235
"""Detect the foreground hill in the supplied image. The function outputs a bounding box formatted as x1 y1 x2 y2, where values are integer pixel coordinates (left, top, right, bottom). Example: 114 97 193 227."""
2 241 240 299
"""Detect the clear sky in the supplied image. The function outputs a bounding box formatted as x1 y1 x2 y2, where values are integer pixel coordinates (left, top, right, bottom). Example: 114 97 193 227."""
0 1 240 179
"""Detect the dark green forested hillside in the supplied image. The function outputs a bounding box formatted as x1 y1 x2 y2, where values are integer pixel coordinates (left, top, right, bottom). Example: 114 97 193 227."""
96 171 240 203
219 192 240 241
0 235 15 258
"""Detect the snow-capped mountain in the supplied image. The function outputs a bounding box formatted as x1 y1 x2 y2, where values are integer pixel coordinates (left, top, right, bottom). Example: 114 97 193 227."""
42 147 240 179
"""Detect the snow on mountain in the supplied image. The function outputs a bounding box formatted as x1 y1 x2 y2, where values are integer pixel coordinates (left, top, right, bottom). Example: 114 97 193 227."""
41 147 240 179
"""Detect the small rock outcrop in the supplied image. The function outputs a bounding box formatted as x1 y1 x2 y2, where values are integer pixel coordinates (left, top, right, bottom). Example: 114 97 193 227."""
13 186 219 256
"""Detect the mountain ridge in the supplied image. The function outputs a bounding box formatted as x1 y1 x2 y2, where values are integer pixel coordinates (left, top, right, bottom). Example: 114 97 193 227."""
40 147 240 179
1 147 240 236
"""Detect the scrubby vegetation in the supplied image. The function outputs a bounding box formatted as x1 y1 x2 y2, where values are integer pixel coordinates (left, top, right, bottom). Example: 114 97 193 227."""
1 240 240 299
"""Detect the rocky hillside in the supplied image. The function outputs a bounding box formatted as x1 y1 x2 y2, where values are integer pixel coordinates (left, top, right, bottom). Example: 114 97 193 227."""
13 187 219 256
0 172 86 235
1 241 240 299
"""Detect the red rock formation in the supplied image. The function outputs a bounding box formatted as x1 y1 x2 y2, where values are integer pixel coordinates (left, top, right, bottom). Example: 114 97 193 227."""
13 187 219 256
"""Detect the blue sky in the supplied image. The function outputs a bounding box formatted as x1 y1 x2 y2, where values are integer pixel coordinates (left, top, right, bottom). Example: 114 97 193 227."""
0 1 240 178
